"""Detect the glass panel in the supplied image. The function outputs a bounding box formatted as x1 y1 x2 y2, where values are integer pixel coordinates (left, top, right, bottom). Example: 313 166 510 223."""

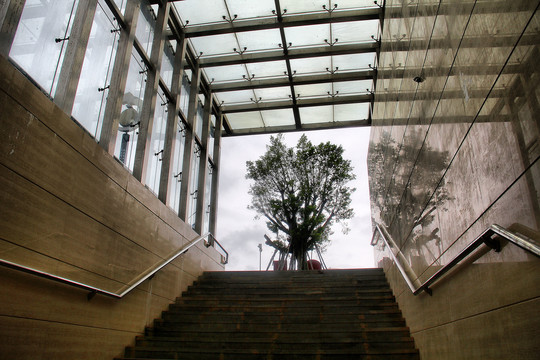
332 20 379 44
203 161 213 234
146 89 168 195
280 1 326 14
195 99 204 139
333 0 378 9
333 80 373 95
236 29 282 52
226 112 264 129
135 0 156 56
189 33 238 57
160 40 175 90
208 114 216 159
203 64 248 83
114 50 146 171
215 89 255 105
284 24 330 48
72 1 119 139
261 109 296 127
332 53 376 71
245 61 288 79
254 86 291 102
225 0 276 20
168 119 186 212
173 0 228 25
188 144 201 229
9 0 78 96
334 103 370 122
294 83 332 98
290 57 332 75
112 0 127 14
299 105 333 124
180 72 191 116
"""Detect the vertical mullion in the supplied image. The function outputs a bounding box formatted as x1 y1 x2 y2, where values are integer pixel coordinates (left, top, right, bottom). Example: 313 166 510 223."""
209 111 223 235
0 0 25 57
178 63 201 222
195 91 212 233
159 32 187 204
133 2 170 182
53 0 99 114
99 0 141 154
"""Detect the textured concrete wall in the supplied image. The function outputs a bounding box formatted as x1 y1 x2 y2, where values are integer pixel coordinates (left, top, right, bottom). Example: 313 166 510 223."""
369 1 540 359
0 55 224 359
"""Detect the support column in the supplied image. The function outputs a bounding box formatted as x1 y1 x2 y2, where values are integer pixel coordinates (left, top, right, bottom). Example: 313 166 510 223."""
195 91 212 233
53 0 98 115
0 0 25 57
99 0 140 154
159 32 187 204
178 63 201 222
209 111 223 235
132 2 170 182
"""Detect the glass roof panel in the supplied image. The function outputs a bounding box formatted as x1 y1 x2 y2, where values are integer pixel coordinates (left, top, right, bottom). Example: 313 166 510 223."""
226 112 264 129
333 80 373 94
299 105 333 124
334 103 370 122
202 64 248 83
279 1 327 14
332 53 376 71
225 0 276 20
332 0 378 9
189 33 238 57
331 20 379 44
294 83 333 98
260 109 296 127
172 0 228 25
215 89 255 105
236 29 282 52
245 61 288 79
253 86 292 102
290 57 332 75
285 24 330 48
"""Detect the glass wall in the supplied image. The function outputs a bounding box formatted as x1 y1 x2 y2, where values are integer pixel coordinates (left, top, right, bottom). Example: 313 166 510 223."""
146 88 169 195
161 40 175 90
135 0 156 56
114 49 147 171
179 71 191 116
9 0 79 96
195 98 204 139
169 119 186 213
71 1 119 139
208 114 216 160
187 144 201 228
203 161 213 234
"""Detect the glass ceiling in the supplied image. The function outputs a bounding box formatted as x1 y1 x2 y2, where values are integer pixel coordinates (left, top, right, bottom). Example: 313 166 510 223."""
169 0 381 135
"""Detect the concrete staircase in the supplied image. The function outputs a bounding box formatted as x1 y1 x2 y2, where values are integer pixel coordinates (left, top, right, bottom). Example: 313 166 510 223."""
117 269 420 360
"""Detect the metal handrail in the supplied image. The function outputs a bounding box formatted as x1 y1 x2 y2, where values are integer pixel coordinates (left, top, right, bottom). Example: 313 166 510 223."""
0 232 226 299
371 223 540 295
209 234 229 265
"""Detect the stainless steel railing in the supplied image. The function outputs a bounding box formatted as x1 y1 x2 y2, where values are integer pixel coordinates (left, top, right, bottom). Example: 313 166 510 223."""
0 232 227 299
371 223 540 295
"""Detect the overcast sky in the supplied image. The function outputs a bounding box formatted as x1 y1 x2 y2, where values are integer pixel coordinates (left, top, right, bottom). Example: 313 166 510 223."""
216 127 375 271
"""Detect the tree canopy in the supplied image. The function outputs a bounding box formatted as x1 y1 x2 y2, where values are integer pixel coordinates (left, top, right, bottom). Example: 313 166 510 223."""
246 134 356 269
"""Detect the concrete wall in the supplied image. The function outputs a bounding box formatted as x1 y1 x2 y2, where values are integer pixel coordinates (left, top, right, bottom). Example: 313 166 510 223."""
369 0 540 359
0 54 224 359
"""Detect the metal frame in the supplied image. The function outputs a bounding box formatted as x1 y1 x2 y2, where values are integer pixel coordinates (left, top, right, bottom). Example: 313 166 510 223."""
371 223 540 296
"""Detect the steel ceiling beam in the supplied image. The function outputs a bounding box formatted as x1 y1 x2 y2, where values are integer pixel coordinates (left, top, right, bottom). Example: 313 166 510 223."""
172 8 382 38
198 42 379 68
209 70 375 92
222 119 371 137
221 94 373 113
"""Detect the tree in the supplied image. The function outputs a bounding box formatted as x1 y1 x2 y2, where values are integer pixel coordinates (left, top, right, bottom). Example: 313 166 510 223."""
246 134 356 270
